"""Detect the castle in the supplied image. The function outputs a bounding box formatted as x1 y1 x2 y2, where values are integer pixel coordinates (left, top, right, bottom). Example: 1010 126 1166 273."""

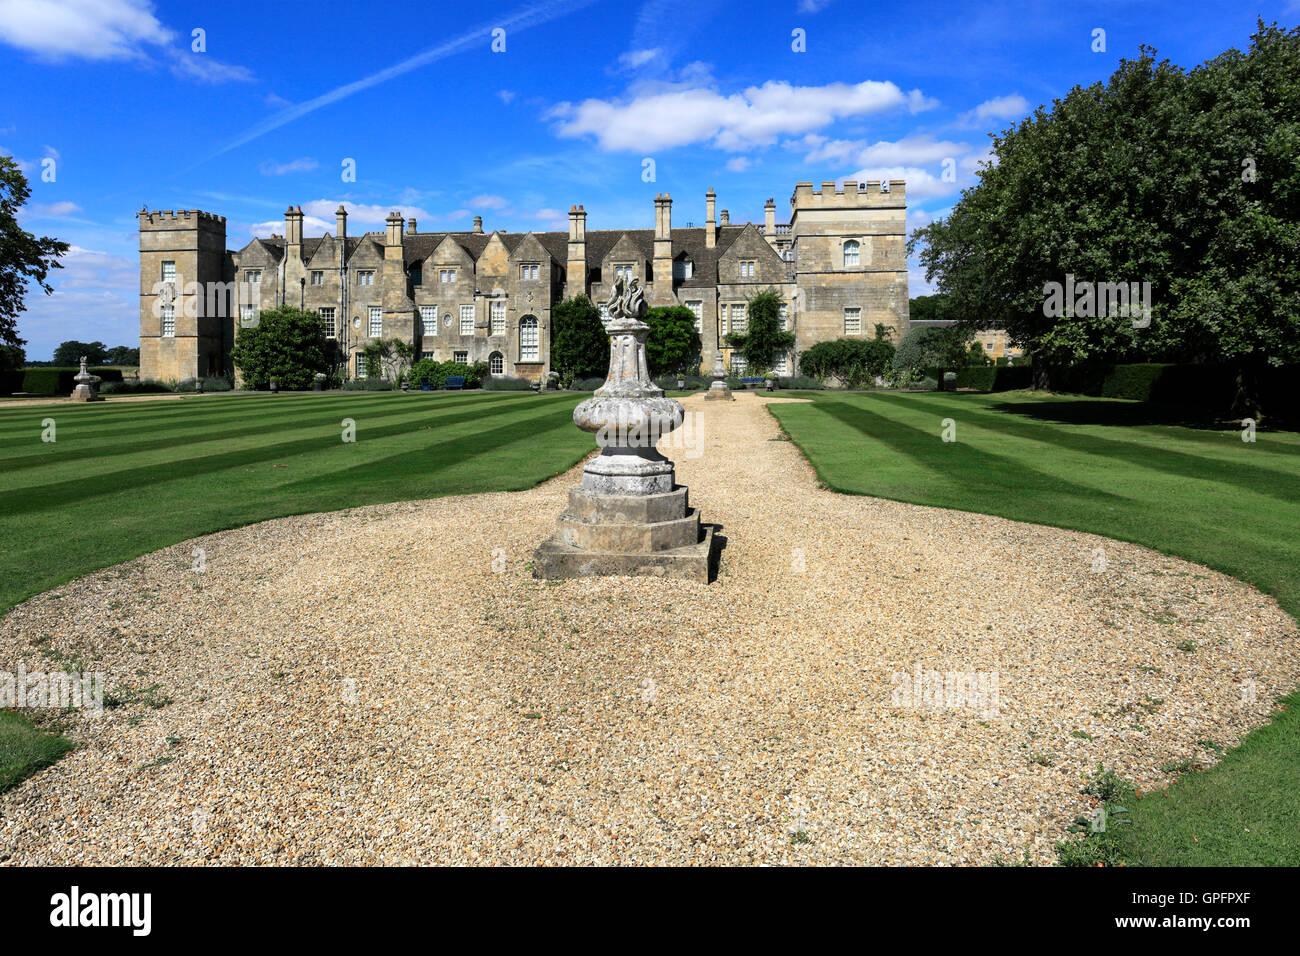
137 181 909 383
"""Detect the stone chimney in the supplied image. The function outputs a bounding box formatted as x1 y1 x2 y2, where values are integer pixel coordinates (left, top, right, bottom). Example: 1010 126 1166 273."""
567 204 587 296
285 205 303 248
473 216 483 234
719 209 729 226
764 198 776 241
705 188 716 249
335 204 347 239
653 194 672 295
408 217 417 234
384 211 404 250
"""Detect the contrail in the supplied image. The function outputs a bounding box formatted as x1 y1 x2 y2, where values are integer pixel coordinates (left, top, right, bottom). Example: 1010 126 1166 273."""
197 0 599 166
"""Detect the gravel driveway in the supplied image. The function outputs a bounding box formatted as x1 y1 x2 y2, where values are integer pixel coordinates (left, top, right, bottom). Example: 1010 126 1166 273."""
3 393 1297 865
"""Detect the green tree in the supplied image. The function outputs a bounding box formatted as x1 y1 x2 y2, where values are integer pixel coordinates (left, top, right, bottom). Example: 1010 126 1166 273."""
799 333 895 387
229 306 328 389
360 337 414 381
893 326 968 371
908 294 949 324
725 288 794 374
645 305 702 377
550 295 607 385
0 343 24 371
106 345 140 366
52 340 108 366
0 157 68 350
910 23 1300 414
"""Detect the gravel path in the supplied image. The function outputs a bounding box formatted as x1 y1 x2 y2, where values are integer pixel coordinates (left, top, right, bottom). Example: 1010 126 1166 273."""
3 393 1297 865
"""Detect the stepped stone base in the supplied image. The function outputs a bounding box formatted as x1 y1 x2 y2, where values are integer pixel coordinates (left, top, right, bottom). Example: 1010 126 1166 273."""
532 525 715 583
71 385 103 402
704 382 733 401
533 484 716 582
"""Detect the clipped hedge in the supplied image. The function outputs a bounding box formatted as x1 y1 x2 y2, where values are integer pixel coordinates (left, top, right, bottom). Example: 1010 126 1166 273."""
483 376 534 391
9 366 125 395
100 380 174 395
953 366 1033 392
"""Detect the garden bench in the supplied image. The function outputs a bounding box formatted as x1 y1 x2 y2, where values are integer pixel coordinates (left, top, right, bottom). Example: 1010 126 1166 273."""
740 376 764 389
445 376 466 390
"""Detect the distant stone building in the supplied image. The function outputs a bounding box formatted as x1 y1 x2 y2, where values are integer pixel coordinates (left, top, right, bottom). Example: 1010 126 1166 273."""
137 180 909 383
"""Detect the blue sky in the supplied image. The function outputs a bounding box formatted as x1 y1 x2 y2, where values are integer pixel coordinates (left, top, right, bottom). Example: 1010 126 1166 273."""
2 0 1296 358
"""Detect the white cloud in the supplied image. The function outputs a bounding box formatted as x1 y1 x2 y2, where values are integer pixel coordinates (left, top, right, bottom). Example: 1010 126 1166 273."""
15 244 138 359
259 157 319 176
725 156 752 172
497 90 516 104
548 78 935 152
618 47 660 69
791 133 968 169
29 201 83 216
797 0 833 10
0 0 252 81
960 94 1030 126
467 194 509 210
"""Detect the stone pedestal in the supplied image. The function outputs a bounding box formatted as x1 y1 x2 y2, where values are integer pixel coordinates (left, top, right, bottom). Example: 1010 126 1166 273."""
533 278 715 582
703 349 733 401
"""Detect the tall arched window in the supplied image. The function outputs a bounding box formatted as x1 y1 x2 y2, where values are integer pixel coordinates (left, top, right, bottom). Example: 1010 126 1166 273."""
843 240 860 267
489 351 504 375
519 315 539 361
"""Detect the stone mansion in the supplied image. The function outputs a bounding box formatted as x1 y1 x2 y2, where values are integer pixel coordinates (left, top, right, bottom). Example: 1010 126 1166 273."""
137 181 909 383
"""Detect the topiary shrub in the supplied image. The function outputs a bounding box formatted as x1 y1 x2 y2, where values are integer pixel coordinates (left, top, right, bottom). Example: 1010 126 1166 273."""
777 375 824 390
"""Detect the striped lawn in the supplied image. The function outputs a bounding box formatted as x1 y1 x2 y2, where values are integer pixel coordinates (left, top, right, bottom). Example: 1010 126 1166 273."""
767 390 1300 866
0 391 593 616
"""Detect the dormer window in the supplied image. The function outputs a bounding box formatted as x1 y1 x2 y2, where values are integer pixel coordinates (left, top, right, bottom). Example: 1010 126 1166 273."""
520 263 539 280
357 270 375 286
243 268 261 284
673 259 694 280
614 264 634 282
740 260 755 278
439 268 456 283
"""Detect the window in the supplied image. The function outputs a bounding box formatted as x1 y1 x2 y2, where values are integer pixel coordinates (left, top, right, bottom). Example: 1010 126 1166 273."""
520 263 539 280
368 306 383 337
685 300 703 333
161 261 176 283
319 307 336 337
419 306 435 336
843 240 860 267
731 305 747 332
310 271 324 286
357 270 374 286
719 307 729 335
674 259 694 280
740 260 755 278
490 300 506 335
453 350 468 364
519 315 539 361
439 268 456 283
161 305 175 337
773 353 789 375
356 354 367 378
844 307 862 335
489 351 504 375
421 351 435 361
730 355 747 376
240 305 257 326
244 268 262 284
779 303 790 331
459 304 475 336
598 302 610 322
614 264 633 282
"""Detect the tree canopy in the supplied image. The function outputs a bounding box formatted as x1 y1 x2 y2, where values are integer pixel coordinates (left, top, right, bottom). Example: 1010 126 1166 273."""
229 306 329 389
644 305 702 376
0 157 69 349
550 295 607 384
909 21 1300 407
53 340 108 366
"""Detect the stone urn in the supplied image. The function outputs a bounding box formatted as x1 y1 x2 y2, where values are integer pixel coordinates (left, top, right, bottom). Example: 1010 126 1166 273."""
70 356 104 402
703 350 733 401
533 276 714 581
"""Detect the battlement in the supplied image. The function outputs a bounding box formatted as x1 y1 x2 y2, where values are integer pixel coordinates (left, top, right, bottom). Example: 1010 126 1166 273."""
790 180 906 208
138 208 226 227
